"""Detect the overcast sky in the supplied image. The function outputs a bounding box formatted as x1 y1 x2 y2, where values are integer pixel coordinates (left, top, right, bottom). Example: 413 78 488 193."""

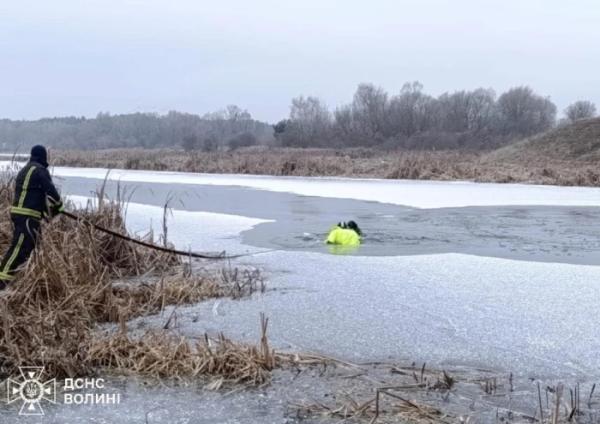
0 0 598 122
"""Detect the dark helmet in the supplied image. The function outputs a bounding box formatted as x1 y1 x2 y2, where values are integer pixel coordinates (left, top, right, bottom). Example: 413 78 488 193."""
346 220 362 236
30 145 48 168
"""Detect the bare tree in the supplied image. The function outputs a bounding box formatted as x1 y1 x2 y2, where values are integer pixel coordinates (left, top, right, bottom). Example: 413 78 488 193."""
276 96 331 147
496 86 556 136
224 105 252 133
225 105 252 122
333 105 355 140
564 100 597 123
438 91 470 133
0 109 273 151
351 83 389 142
466 88 496 132
388 81 437 137
438 88 495 134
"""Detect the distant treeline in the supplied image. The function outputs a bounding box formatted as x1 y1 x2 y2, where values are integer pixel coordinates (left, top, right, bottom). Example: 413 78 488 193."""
0 83 596 152
0 106 273 152
275 83 597 149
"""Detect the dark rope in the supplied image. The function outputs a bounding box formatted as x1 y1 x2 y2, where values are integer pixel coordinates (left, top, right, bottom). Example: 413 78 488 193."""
61 210 249 260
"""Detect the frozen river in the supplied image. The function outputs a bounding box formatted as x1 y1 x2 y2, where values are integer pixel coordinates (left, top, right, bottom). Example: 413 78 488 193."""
2 163 600 422
46 165 600 380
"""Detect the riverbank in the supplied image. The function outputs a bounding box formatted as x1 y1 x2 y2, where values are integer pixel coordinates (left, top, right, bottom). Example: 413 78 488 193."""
49 147 600 187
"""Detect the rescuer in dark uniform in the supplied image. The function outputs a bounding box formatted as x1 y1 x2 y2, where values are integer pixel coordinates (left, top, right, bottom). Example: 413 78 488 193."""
0 145 63 288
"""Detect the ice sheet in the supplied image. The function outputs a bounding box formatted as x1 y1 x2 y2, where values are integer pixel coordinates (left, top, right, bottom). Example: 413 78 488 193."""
83 195 599 380
66 195 272 252
49 174 600 378
27 171 600 381
3 161 599 209
146 249 600 380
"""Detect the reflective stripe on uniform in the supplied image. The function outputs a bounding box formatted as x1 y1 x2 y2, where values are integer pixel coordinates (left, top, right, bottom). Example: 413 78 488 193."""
0 271 15 281
17 166 37 208
9 206 42 219
3 233 24 275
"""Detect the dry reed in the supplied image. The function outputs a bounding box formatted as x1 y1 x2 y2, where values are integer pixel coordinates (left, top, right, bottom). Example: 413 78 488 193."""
52 147 600 187
0 165 271 384
88 314 276 387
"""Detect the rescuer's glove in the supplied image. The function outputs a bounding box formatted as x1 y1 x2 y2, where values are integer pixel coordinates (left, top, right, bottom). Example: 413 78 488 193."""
49 201 64 218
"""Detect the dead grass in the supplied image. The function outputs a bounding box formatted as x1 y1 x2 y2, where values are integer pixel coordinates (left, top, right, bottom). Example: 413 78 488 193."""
292 387 451 424
52 146 600 187
0 166 270 383
88 314 276 387
110 267 264 322
289 363 599 424
492 117 600 162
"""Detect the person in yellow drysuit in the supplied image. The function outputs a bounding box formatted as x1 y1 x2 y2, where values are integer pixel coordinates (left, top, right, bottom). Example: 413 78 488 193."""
325 221 362 246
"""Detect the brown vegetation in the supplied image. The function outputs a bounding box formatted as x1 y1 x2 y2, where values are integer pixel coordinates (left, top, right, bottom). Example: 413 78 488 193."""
0 168 271 384
491 116 600 162
89 315 275 387
53 145 600 187
290 363 598 424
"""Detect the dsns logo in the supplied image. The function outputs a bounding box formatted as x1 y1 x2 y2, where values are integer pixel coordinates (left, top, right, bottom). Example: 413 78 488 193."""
6 366 56 415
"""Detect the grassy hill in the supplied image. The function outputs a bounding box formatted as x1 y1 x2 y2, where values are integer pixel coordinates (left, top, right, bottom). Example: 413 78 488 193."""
489 117 600 162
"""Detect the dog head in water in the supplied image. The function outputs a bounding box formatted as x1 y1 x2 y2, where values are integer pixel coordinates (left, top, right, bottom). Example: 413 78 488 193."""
346 220 362 236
